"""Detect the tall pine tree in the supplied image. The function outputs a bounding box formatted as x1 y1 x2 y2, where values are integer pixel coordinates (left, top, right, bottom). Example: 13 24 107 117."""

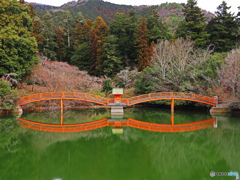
175 0 210 48
110 11 139 68
147 9 171 42
207 1 239 52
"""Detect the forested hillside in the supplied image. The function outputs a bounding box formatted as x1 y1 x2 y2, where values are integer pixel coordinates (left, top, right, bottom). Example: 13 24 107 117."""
35 1 214 28
37 0 133 25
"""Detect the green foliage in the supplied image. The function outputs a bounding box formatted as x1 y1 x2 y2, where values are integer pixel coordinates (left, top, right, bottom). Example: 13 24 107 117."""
198 52 227 79
102 78 113 95
71 42 92 73
135 67 158 94
0 80 19 110
147 10 171 42
39 12 58 60
207 1 239 52
0 0 38 80
101 35 123 77
0 80 11 97
109 12 139 68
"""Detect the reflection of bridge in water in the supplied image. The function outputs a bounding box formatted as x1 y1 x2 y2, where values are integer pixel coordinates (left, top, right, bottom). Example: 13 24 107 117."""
17 91 218 133
18 117 217 133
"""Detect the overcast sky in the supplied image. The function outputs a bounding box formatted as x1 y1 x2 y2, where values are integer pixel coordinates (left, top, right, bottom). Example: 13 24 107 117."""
25 0 239 15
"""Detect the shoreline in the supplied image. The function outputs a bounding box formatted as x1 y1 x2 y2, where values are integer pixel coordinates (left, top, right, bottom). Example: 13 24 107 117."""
1 102 239 116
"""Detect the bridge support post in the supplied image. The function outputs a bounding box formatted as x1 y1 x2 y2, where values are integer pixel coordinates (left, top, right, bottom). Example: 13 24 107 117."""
61 99 63 125
171 99 174 125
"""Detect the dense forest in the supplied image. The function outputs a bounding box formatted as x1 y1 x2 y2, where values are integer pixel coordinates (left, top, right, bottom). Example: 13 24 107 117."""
0 0 240 110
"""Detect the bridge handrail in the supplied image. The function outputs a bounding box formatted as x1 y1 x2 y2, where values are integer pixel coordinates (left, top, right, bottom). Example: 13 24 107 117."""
18 92 108 104
128 92 215 104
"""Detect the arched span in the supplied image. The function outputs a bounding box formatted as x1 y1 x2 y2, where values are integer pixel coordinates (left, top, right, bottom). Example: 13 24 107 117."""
17 92 108 106
126 92 217 106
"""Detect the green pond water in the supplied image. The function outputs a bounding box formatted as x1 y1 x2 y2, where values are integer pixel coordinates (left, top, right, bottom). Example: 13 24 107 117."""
0 107 240 180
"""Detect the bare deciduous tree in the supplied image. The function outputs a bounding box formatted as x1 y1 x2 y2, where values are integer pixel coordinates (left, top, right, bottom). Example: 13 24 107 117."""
218 49 240 97
151 38 198 91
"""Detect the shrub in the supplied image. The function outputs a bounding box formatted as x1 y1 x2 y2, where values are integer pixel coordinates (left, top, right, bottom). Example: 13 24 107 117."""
0 80 19 109
101 78 113 95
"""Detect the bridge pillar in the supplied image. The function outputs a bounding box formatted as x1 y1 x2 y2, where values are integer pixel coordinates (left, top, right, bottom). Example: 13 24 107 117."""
61 99 63 125
171 99 174 125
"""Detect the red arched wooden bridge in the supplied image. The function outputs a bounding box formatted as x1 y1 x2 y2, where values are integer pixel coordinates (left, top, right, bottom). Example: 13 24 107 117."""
17 92 217 106
18 117 216 133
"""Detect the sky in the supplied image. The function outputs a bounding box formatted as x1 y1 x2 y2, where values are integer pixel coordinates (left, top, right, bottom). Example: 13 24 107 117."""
25 0 239 15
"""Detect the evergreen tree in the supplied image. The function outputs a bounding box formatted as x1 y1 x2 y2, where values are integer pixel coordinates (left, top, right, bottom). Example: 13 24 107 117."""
102 35 123 77
147 9 171 42
0 0 38 79
207 1 239 52
135 18 154 71
71 42 92 72
175 0 210 48
110 11 139 68
41 12 57 60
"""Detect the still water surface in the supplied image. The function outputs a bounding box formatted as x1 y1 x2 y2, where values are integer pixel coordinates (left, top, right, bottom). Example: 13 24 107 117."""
0 107 240 180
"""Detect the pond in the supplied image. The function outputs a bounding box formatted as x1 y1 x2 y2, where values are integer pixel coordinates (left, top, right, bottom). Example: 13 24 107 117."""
0 107 239 180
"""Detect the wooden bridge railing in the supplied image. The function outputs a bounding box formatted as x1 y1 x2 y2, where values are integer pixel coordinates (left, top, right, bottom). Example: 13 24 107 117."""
128 92 215 105
18 92 108 105
108 92 216 105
